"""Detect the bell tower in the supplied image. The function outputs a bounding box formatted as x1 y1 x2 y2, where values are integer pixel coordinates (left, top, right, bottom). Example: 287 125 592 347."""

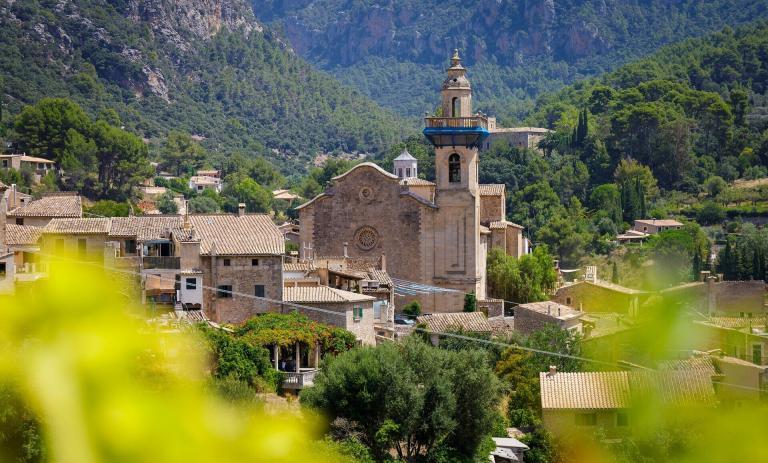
422 50 490 302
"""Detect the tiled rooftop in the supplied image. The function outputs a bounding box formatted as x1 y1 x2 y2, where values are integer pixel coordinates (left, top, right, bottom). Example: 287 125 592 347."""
43 218 111 234
517 301 582 320
489 220 524 230
189 214 284 256
7 195 81 218
283 285 375 303
4 224 43 246
540 370 716 410
109 216 182 241
400 177 435 186
417 312 493 333
479 184 505 196
284 261 316 272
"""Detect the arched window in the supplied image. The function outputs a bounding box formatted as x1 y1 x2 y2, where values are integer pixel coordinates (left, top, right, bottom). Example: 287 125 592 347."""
451 97 459 117
448 153 461 183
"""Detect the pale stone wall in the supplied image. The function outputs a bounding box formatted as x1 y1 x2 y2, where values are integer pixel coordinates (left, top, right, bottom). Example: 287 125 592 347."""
543 409 627 439
203 255 284 324
289 300 375 346
41 233 108 260
513 306 582 335
554 283 639 314
0 252 15 294
18 217 57 227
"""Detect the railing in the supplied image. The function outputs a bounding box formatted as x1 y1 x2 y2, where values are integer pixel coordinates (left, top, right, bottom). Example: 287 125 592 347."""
282 369 318 389
424 115 488 129
142 256 181 269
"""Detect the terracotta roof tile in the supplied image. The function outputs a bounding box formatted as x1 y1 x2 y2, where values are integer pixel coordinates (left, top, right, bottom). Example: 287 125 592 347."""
43 218 111 234
489 220 524 230
284 261 316 272
188 214 284 256
109 216 182 241
8 195 81 218
4 224 43 246
283 285 375 303
659 355 719 377
417 312 493 333
540 370 716 410
367 269 393 286
479 184 505 196
517 301 582 320
400 177 435 186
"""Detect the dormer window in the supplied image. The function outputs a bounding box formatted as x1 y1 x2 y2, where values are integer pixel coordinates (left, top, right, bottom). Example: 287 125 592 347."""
448 153 461 183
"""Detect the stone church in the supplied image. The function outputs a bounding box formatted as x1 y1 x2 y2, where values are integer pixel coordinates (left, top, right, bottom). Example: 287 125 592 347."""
297 51 527 313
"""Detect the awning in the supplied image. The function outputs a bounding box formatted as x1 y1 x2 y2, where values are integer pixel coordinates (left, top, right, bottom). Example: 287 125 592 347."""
145 275 176 295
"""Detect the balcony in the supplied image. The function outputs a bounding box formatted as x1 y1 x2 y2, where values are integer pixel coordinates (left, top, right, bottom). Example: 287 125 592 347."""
423 115 490 148
425 115 488 129
142 256 180 270
282 369 318 389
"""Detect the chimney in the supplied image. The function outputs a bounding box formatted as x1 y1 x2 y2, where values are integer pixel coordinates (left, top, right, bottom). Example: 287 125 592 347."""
343 242 348 258
547 304 551 315
237 203 246 217
380 253 387 272
547 365 557 377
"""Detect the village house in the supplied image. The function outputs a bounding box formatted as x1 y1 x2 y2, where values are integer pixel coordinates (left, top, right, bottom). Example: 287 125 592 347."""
489 437 529 463
632 218 683 234
188 175 222 193
554 278 647 316
282 285 376 346
278 221 300 247
3 223 44 283
659 274 765 316
5 192 82 227
483 122 552 154
0 154 55 183
297 51 528 313
539 368 716 438
513 301 583 335
416 311 493 345
691 315 768 366
41 218 112 261
0 250 14 295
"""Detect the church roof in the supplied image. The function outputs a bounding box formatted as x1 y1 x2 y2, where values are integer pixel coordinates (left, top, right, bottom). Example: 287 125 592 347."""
294 192 334 211
394 149 417 161
479 184 505 196
331 162 399 182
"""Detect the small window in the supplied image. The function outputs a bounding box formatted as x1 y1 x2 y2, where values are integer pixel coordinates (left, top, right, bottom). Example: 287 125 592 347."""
185 278 197 290
617 412 629 427
448 153 461 183
398 168 403 178
125 239 137 255
38 163 44 169
1 160 7 167
223 258 231 267
254 285 265 298
78 238 87 257
753 344 763 365
252 258 259 266
406 167 411 177
353 306 363 321
217 285 233 298
0 262 6 278
15 218 23 225
566 297 572 305
575 413 597 426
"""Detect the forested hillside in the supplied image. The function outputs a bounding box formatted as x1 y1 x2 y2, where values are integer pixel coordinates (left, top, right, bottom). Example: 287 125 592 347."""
253 0 768 121
0 0 408 170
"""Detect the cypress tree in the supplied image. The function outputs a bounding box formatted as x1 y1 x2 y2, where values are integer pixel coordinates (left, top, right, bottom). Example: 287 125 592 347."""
611 261 619 284
692 250 702 281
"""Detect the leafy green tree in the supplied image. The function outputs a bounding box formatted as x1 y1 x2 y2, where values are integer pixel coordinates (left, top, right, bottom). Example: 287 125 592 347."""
487 246 557 304
401 301 421 317
697 201 726 225
187 196 220 213
85 200 130 217
704 176 727 197
222 174 272 213
13 98 90 161
590 184 623 226
157 191 178 214
160 131 207 177
0 383 45 463
463 291 477 312
301 337 502 461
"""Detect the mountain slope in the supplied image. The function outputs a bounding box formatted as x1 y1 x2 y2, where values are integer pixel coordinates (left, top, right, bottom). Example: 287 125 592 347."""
252 0 768 121
0 0 408 171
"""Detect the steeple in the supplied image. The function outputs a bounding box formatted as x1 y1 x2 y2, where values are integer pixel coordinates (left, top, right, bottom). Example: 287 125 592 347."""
393 149 418 178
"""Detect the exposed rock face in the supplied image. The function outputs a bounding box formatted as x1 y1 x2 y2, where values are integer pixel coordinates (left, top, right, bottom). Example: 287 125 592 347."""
253 0 609 67
5 0 264 102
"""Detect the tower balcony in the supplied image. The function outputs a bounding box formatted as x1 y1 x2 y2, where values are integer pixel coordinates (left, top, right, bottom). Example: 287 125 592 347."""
423 115 490 148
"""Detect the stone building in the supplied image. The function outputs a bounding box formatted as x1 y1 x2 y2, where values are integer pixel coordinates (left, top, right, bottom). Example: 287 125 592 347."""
554 280 648 316
514 301 583 335
297 51 527 313
482 122 552 154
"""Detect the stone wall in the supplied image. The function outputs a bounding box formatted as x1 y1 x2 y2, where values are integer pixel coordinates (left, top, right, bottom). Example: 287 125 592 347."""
41 233 109 261
479 194 504 224
288 300 375 346
203 255 284 324
713 281 765 314
554 282 639 314
514 305 581 335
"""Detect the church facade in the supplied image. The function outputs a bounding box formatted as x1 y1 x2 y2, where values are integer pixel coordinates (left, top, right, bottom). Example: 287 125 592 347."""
297 51 527 313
